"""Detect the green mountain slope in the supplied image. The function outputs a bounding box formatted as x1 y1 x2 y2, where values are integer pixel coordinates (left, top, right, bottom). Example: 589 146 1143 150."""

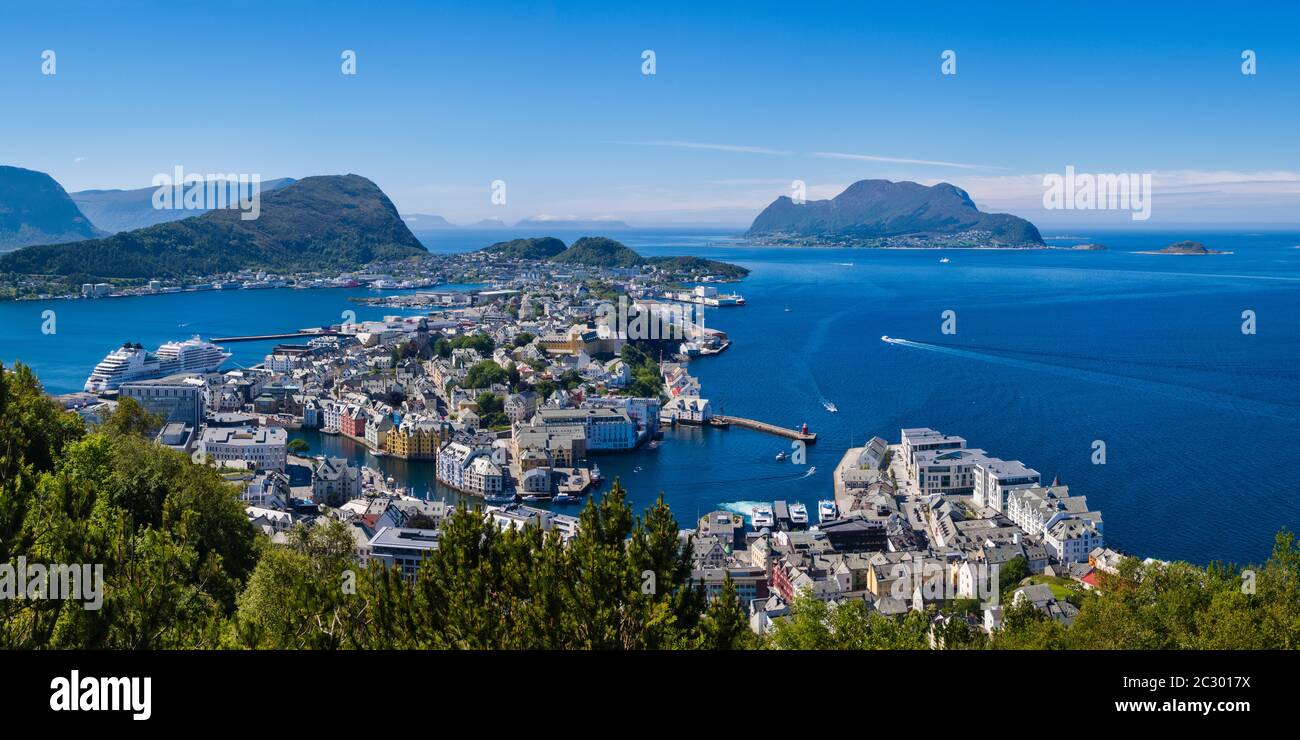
0 166 104 251
0 174 426 279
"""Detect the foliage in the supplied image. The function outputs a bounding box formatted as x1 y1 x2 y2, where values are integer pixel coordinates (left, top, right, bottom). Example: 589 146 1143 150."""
766 592 930 649
0 363 256 648
619 343 664 398
474 392 510 429
464 360 508 389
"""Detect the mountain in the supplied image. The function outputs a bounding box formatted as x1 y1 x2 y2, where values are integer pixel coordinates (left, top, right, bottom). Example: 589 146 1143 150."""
480 237 568 260
550 236 646 268
747 179 1043 247
401 213 456 230
469 218 508 229
0 174 427 280
71 178 295 234
513 217 631 230
0 166 105 251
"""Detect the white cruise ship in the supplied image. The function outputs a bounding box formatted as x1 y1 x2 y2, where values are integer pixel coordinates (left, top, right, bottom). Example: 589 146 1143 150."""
84 336 231 392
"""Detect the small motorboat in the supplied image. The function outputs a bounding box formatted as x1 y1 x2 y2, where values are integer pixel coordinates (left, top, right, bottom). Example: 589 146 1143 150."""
483 492 518 504
823 401 838 413
775 451 787 462
590 465 603 482
939 257 951 263
554 492 579 504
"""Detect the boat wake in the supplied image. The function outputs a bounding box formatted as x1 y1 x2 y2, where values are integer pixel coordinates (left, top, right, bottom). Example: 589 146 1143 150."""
822 401 838 413
882 337 1298 421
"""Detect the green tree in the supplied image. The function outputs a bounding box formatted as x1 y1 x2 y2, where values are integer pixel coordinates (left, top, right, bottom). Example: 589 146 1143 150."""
464 360 508 389
699 575 754 649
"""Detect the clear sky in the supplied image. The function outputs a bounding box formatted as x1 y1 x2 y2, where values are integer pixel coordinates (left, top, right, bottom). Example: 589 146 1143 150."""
2 0 1297 227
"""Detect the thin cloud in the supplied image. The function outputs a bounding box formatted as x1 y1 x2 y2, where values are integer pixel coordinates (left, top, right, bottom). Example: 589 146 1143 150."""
812 151 1008 170
638 140 792 156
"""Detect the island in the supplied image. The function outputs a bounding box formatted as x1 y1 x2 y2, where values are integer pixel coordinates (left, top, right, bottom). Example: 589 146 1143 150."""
745 178 1044 249
1136 240 1230 255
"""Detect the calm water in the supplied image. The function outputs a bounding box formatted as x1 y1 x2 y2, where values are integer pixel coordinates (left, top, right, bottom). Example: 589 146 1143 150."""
4 227 1299 566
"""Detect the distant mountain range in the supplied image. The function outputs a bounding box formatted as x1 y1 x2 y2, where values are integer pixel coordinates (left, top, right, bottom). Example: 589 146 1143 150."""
747 179 1043 247
0 174 426 280
71 177 296 234
0 166 105 251
403 214 631 232
479 235 748 278
514 218 630 231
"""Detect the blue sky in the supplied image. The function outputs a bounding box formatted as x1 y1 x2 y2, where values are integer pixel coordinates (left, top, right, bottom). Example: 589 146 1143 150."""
1 0 1297 226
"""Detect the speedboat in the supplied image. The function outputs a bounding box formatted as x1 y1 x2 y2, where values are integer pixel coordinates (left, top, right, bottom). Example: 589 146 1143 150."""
554 492 579 504
751 505 774 529
775 451 786 462
939 257 951 263
818 500 838 522
789 503 809 526
823 401 838 413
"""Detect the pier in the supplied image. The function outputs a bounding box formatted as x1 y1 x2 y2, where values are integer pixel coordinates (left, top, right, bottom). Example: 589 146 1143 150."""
711 415 817 444
211 330 338 343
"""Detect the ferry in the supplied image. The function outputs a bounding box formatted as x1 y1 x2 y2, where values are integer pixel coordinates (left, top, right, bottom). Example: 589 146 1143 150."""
751 504 775 529
789 502 809 527
84 336 231 392
818 500 838 522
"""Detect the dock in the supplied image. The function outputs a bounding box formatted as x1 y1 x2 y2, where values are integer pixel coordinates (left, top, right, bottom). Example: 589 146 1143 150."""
711 415 817 444
211 330 338 343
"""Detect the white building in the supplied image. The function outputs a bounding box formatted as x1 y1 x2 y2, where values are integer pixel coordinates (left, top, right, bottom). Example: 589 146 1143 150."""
973 457 1041 512
663 395 711 424
1005 484 1101 538
1043 517 1104 563
534 407 636 450
197 426 287 471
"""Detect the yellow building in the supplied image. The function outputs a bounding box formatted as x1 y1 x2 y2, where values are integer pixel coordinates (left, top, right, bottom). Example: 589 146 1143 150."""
386 420 439 460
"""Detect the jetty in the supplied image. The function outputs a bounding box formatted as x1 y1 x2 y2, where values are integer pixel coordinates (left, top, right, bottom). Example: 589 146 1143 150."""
711 415 817 444
211 329 338 343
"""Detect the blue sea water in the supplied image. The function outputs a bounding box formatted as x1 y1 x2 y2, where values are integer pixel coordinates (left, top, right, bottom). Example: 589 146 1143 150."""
3 227 1298 566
